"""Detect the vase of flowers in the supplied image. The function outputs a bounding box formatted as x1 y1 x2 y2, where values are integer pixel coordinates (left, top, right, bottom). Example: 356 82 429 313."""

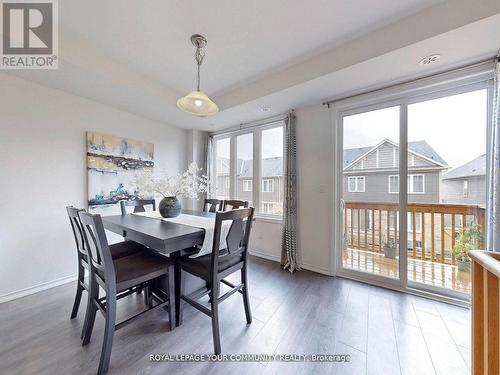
135 162 208 218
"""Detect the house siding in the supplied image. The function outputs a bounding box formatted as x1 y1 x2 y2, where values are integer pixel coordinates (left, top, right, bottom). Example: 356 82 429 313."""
441 175 486 205
343 171 441 203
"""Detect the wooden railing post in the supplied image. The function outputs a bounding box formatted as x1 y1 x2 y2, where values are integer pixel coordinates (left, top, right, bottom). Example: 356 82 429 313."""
470 250 500 375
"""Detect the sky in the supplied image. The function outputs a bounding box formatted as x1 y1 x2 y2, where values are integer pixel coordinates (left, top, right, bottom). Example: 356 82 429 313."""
343 89 487 169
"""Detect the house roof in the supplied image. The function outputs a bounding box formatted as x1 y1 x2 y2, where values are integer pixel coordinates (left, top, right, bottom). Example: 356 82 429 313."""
237 157 283 178
442 154 486 180
343 139 447 168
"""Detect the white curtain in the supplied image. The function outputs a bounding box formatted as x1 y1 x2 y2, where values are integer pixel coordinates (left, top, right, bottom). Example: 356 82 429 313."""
281 111 301 272
487 55 500 251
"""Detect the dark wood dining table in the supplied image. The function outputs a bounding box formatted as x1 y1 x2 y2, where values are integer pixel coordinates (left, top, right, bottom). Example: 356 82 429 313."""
102 209 212 255
101 209 215 326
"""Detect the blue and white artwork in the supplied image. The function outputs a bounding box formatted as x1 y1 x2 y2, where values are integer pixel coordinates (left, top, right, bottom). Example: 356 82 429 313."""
87 131 154 213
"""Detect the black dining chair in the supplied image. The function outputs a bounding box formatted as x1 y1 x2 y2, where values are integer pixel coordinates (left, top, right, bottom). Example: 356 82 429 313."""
78 211 175 375
203 198 222 213
66 206 142 338
222 199 248 211
175 207 254 354
120 199 156 215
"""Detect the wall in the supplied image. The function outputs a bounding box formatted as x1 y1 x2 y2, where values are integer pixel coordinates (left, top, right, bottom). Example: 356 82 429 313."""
441 175 486 205
248 105 333 275
0 73 189 300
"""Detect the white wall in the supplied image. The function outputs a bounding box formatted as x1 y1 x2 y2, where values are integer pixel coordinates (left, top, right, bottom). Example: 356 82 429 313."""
249 105 333 275
0 73 189 299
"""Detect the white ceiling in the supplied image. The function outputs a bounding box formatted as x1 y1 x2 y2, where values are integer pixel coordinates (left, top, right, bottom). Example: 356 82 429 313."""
5 0 500 131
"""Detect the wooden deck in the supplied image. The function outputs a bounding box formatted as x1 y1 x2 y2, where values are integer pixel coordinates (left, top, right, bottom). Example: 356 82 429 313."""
343 247 471 294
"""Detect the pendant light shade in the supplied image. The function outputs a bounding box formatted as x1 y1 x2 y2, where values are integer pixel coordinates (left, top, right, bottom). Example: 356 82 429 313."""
177 34 219 117
177 90 219 116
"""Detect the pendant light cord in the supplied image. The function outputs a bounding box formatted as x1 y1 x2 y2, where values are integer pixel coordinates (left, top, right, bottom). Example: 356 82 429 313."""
194 45 205 92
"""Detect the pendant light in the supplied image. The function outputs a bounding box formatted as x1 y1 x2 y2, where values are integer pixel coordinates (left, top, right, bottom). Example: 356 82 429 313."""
177 34 219 116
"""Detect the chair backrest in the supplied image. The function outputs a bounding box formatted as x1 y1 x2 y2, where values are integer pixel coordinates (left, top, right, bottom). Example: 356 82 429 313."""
222 200 249 211
211 207 254 276
78 211 115 285
66 206 87 258
204 198 222 213
120 199 156 215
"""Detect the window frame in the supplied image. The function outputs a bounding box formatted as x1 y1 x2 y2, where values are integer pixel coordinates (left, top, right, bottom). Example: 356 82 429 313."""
347 176 365 193
262 178 274 193
211 120 285 218
242 179 252 192
388 175 399 194
388 174 425 194
408 174 425 194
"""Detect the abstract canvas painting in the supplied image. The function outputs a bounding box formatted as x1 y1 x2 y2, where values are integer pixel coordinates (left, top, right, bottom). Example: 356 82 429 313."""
87 132 154 213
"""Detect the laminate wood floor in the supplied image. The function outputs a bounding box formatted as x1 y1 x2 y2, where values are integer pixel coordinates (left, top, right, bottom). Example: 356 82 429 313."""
0 256 471 375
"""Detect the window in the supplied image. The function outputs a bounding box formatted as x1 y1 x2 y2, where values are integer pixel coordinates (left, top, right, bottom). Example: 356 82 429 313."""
387 174 424 194
261 126 283 215
236 134 253 204
211 122 284 217
347 176 365 192
262 179 274 192
243 180 252 191
463 180 469 198
389 175 399 194
215 138 230 200
262 202 274 214
409 174 424 194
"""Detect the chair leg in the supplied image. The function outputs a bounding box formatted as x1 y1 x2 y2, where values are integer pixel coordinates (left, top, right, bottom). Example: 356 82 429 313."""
241 269 252 324
175 263 185 327
70 265 85 319
82 280 98 346
144 284 149 306
166 266 175 331
210 282 221 355
98 289 116 375
80 282 93 340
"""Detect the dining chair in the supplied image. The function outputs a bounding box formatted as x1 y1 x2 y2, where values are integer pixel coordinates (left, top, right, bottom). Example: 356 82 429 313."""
203 198 222 213
78 211 175 375
66 206 142 339
222 199 249 211
175 207 254 354
120 199 156 215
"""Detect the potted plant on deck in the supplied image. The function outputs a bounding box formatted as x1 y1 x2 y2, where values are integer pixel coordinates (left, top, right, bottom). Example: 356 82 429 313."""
135 162 208 218
383 238 398 259
453 222 482 272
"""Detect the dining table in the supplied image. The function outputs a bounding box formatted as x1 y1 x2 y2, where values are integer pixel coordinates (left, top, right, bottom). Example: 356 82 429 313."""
101 209 215 326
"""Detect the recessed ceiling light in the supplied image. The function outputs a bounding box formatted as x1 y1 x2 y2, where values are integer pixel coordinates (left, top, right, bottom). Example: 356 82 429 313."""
261 106 271 112
419 54 441 66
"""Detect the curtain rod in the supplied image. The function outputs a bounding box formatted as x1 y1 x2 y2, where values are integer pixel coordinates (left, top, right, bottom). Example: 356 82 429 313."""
322 56 497 107
209 110 293 137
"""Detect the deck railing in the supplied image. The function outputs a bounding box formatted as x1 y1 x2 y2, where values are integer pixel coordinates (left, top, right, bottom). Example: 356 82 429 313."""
344 201 485 266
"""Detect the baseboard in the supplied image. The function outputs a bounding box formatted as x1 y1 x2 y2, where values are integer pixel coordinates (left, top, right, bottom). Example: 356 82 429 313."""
0 274 77 304
249 249 332 276
249 249 281 262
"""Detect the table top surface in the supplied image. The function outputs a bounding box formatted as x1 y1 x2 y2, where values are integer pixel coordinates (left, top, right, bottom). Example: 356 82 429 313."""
102 209 214 241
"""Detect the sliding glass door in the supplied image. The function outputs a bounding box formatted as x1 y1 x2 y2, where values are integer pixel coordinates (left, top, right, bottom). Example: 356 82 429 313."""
342 105 401 283
406 88 488 296
336 67 493 300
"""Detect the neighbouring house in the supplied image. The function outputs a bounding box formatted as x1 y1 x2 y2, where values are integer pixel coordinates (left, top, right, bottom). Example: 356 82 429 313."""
215 156 283 214
441 154 486 205
343 139 449 203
